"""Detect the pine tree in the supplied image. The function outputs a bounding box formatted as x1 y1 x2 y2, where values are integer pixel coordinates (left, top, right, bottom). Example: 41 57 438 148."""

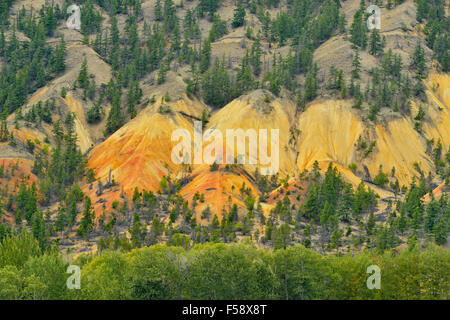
55 207 67 232
433 208 448 245
68 198 77 225
93 30 103 55
338 13 346 33
352 49 361 79
208 14 228 42
304 64 318 101
110 16 120 45
171 21 181 55
232 3 246 28
127 80 142 119
236 51 254 92
163 0 177 33
0 27 5 56
78 58 89 90
250 34 262 76
87 78 96 101
157 59 168 84
369 29 382 56
154 0 162 21
81 0 102 35
78 196 94 237
53 36 66 73
296 90 305 113
366 212 376 236
198 0 221 18
201 58 233 108
350 7 368 49
130 212 144 248
183 9 194 39
412 41 426 79
433 34 449 72
106 91 124 134
200 39 211 73
109 17 120 70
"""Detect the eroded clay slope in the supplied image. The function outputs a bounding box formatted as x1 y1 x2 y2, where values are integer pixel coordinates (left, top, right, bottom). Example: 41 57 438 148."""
295 73 449 188
87 96 206 193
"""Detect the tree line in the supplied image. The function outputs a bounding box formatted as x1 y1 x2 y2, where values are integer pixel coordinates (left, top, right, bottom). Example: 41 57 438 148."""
0 231 448 299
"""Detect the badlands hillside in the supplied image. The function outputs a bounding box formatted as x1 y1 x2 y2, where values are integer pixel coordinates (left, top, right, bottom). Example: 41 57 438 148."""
0 0 448 256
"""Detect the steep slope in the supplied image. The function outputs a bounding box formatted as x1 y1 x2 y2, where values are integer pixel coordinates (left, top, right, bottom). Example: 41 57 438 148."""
179 167 259 222
295 73 450 188
87 96 206 193
0 0 448 257
315 0 433 91
3 30 113 159
296 100 363 173
87 89 298 216
206 90 297 176
86 69 449 216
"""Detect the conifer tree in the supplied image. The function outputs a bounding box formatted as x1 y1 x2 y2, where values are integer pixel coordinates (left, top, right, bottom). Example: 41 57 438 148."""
77 58 89 90
78 196 94 237
130 212 144 248
0 27 6 56
350 6 368 49
81 0 102 35
304 64 318 101
232 2 246 28
154 0 162 21
369 29 382 56
106 91 124 134
250 34 262 76
52 36 66 74
412 41 426 79
200 39 211 73
352 49 361 79
201 58 233 108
